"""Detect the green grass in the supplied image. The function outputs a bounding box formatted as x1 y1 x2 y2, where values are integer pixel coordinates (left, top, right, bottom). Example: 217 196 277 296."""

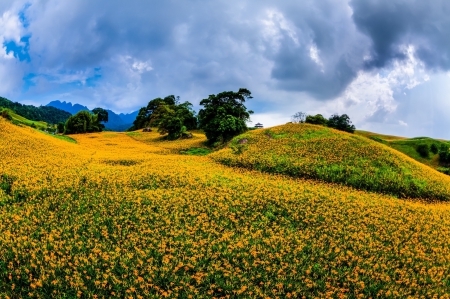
51 134 77 144
1 107 49 130
180 147 212 156
211 123 450 201
356 130 450 170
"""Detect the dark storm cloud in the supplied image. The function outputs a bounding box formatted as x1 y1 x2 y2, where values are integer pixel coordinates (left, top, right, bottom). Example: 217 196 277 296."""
350 0 450 70
261 0 370 99
3 0 450 111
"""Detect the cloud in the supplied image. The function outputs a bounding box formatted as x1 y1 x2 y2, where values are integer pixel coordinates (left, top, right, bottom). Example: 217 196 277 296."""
350 0 450 71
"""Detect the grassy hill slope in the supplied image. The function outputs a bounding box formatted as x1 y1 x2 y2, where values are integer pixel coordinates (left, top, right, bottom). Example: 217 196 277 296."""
356 130 450 171
4 118 450 297
211 123 450 201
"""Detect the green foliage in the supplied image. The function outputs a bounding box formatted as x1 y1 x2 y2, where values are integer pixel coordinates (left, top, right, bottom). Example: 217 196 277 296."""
0 96 71 124
64 110 104 134
130 95 177 130
198 88 253 144
439 144 450 165
180 147 212 156
57 122 65 133
130 96 197 140
327 114 356 133
150 100 197 140
305 114 328 126
431 143 439 154
212 123 450 201
0 108 12 120
416 144 430 158
92 107 109 124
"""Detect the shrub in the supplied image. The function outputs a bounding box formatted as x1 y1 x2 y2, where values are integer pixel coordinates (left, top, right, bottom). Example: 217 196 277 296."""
416 144 430 158
431 143 439 154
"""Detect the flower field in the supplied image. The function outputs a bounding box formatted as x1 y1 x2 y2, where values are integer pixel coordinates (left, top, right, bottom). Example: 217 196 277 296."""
211 123 450 201
3 118 450 298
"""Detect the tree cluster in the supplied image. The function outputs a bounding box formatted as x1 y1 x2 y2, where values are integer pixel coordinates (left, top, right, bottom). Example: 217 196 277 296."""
129 89 254 144
130 95 197 140
64 108 108 134
292 111 356 133
0 96 71 124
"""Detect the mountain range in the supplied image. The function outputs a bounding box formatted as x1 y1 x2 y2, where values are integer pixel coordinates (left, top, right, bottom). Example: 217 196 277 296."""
46 101 138 132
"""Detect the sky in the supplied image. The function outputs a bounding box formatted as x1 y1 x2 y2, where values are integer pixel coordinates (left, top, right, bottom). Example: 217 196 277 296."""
1 0 450 138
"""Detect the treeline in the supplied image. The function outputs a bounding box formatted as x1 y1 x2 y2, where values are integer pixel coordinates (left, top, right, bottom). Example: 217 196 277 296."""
0 97 71 124
291 112 356 133
130 88 253 144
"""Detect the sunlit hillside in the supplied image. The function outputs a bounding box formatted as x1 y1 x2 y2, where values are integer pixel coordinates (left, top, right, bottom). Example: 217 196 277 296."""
3 118 450 297
211 123 450 201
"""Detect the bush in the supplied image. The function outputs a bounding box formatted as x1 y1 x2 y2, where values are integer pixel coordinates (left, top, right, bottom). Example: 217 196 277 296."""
305 114 327 126
431 143 439 154
1 109 12 120
416 144 430 158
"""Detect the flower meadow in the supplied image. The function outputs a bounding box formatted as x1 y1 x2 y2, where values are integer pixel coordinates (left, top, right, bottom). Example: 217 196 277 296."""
3 118 450 298
211 123 450 201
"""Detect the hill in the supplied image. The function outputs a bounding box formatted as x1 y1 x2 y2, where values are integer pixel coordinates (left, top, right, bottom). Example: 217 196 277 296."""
4 118 450 297
356 130 450 171
0 96 71 124
46 100 138 131
211 123 450 201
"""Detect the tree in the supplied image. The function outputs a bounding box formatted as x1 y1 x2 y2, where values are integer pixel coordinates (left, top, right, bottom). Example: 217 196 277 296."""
292 112 307 123
305 114 328 126
327 114 356 133
198 88 254 144
57 122 65 133
92 108 109 123
130 95 177 130
151 101 197 140
64 110 104 134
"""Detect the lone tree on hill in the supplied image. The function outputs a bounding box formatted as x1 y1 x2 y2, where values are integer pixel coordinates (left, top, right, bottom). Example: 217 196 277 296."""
198 88 254 144
327 114 355 133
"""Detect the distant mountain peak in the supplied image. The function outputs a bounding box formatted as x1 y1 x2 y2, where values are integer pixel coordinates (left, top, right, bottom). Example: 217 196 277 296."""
46 100 139 132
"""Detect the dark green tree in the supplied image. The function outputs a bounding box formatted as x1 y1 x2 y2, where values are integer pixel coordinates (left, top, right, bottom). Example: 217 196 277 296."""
57 122 65 133
198 88 254 144
305 114 328 126
151 101 197 140
416 144 430 158
64 110 103 134
92 108 109 123
130 95 177 130
327 114 356 133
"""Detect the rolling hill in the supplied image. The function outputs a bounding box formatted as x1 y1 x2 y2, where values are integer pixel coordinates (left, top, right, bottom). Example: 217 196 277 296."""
3 119 450 297
211 123 450 201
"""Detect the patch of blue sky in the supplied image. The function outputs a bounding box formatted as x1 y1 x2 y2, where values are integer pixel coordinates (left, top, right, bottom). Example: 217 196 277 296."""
22 73 37 92
4 35 31 62
18 3 31 28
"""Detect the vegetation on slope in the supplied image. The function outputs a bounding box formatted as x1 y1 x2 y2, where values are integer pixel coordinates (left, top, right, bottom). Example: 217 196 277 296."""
356 130 450 172
4 118 450 297
0 96 71 124
1 107 48 130
211 123 450 201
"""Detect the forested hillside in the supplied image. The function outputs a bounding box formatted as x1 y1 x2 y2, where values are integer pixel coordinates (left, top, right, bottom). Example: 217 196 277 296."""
0 97 71 124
